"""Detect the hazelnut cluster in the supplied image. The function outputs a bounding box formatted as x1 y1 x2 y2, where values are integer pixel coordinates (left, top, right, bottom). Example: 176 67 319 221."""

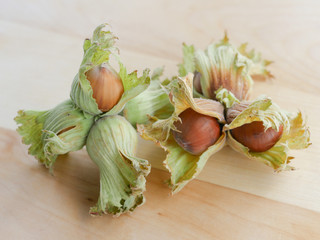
137 36 310 193
15 24 311 216
16 24 151 215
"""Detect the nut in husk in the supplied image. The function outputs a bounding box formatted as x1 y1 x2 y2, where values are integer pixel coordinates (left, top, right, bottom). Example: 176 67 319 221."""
15 99 94 169
86 115 150 215
231 121 284 152
178 37 253 101
138 74 226 193
86 63 124 112
216 88 311 170
70 24 150 116
178 34 274 101
172 108 221 155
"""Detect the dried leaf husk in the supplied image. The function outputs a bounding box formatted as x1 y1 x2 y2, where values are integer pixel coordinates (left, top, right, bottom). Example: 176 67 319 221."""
86 115 150 215
178 34 274 101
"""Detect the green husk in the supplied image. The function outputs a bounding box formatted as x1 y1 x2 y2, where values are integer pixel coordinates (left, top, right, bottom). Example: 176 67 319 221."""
70 23 150 116
123 67 174 127
15 100 94 169
179 41 253 101
15 110 49 162
178 43 196 77
138 74 226 193
215 87 240 109
86 115 150 215
178 34 273 101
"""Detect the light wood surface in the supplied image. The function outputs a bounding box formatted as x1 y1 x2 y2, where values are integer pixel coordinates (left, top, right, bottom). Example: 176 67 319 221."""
1 0 320 239
1 128 320 240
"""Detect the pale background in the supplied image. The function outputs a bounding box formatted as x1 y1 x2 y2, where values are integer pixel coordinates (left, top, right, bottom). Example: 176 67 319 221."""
1 0 320 239
1 0 320 129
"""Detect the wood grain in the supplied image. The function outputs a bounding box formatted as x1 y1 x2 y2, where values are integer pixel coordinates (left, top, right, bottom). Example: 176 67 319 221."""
0 128 319 240
1 0 320 238
1 0 320 128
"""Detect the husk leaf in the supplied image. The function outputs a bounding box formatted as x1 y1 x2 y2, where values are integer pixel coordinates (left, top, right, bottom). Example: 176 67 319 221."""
123 67 174 126
178 35 254 101
178 43 196 77
15 100 94 169
238 42 274 81
15 110 49 162
86 115 150 216
41 100 94 168
195 42 253 101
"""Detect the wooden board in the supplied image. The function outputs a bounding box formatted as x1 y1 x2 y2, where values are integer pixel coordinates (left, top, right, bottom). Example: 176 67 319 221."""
0 128 320 240
1 0 320 239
